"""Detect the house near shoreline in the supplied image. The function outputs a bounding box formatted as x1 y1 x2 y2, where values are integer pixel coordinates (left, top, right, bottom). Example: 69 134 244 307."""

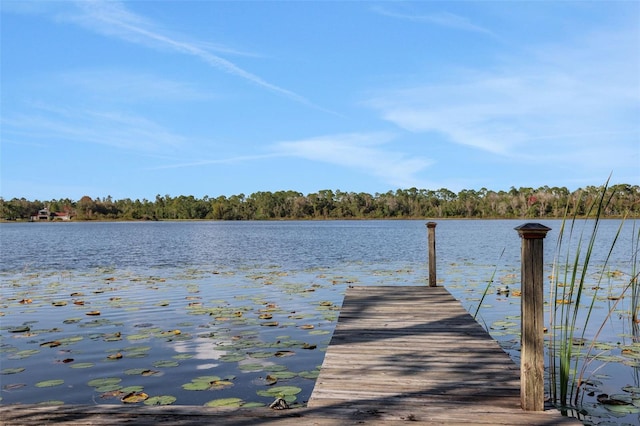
30 208 72 222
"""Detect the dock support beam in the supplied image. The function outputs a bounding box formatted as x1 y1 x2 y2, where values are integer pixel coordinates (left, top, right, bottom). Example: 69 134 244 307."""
427 222 437 287
515 223 551 411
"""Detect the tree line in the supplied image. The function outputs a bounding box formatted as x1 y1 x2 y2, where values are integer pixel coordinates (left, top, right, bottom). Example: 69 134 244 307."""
1 184 638 222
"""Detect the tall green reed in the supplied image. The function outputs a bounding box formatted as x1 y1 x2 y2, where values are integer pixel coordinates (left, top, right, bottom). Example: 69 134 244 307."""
546 178 638 408
473 247 505 321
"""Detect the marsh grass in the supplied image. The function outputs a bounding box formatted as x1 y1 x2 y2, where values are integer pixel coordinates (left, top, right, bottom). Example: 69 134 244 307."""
546 178 639 410
473 247 505 320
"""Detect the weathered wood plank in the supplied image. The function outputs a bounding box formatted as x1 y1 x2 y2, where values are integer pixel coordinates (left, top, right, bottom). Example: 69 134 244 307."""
307 286 580 425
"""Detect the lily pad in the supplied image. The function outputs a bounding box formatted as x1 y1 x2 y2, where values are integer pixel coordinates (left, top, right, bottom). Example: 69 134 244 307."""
35 379 64 388
153 360 179 368
299 370 320 379
37 400 64 406
1 367 25 375
121 391 148 403
88 377 122 388
144 395 176 406
10 349 40 359
204 397 243 407
258 385 302 397
69 363 94 369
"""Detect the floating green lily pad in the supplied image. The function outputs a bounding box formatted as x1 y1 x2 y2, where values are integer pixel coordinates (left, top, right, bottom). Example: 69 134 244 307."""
299 370 320 379
69 363 94 369
172 354 194 360
37 400 64 406
1 367 25 375
257 385 302 397
268 371 297 379
204 397 243 407
35 379 64 388
603 404 640 415
144 395 176 406
10 349 39 359
153 360 179 368
238 363 264 372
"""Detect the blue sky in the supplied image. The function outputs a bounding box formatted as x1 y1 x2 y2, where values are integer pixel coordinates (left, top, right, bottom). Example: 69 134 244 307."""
2 1 639 201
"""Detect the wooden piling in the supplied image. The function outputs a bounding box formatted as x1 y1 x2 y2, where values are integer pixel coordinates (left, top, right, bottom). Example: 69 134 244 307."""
515 223 551 411
427 222 437 287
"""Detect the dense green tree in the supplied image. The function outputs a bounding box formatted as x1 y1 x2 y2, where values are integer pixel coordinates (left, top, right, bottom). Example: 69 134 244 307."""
3 183 638 222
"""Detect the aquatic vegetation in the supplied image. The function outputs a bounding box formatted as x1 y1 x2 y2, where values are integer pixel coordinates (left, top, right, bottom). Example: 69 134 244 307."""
546 178 640 423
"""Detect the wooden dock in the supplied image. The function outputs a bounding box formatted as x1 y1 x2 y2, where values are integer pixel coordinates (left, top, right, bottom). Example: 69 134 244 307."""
0 285 581 425
306 285 579 424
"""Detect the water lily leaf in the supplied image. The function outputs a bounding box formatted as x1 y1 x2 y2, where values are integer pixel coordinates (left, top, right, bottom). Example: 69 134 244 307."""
182 382 211 391
85 311 101 316
209 380 234 390
35 379 64 388
10 349 40 359
120 386 144 393
238 363 264 372
219 353 245 362
302 343 317 350
9 325 31 333
259 385 302 396
265 375 278 385
603 404 640 415
259 314 273 320
126 333 150 341
241 402 265 408
299 324 314 330
121 391 148 403
37 400 64 406
107 353 123 360
144 395 176 406
268 371 297 379
52 301 67 307
248 351 273 359
153 360 179 368
308 330 330 335
57 336 83 345
299 370 320 379
3 383 27 391
260 321 279 327
1 367 25 375
274 351 295 357
69 362 94 369
204 397 243 407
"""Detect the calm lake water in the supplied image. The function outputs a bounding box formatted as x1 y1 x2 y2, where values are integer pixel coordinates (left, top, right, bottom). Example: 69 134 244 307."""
1 220 638 423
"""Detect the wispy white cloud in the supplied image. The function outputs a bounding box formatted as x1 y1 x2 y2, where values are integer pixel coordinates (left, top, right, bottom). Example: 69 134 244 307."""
55 0 324 109
57 69 211 103
366 27 640 168
273 132 433 188
148 153 283 170
2 102 186 152
372 5 494 36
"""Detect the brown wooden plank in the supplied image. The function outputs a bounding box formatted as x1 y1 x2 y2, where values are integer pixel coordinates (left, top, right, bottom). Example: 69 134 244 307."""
307 285 581 425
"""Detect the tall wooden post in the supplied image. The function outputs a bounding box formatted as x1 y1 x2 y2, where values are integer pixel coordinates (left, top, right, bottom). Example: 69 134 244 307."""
426 222 437 287
515 223 551 411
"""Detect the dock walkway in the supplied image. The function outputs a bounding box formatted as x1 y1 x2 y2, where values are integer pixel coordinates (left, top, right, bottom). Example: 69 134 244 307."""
1 285 580 425
307 285 578 424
